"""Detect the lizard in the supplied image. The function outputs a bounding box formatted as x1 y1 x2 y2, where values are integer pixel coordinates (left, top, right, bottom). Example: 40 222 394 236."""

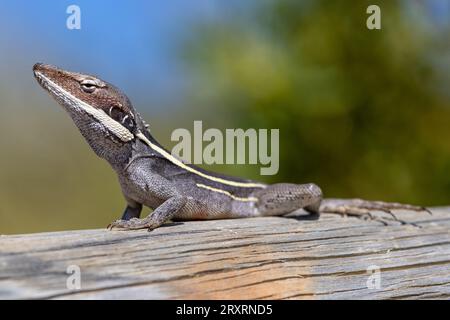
33 63 430 231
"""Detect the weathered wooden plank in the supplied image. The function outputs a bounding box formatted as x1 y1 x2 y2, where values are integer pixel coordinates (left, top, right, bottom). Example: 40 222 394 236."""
0 207 449 299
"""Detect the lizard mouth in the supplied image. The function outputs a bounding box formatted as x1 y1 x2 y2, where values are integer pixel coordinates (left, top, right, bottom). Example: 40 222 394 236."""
33 63 57 92
33 64 45 85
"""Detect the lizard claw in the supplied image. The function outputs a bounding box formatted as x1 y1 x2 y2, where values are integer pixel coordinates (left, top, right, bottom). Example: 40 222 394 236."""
107 219 124 231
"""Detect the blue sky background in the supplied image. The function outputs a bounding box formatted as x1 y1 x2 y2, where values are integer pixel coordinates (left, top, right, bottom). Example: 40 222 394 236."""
0 0 253 112
0 0 447 111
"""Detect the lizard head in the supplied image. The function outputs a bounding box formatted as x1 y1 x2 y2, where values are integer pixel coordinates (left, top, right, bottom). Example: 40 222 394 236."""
33 63 148 166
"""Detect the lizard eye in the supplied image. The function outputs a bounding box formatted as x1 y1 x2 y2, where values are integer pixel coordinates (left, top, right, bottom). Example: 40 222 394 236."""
80 79 98 93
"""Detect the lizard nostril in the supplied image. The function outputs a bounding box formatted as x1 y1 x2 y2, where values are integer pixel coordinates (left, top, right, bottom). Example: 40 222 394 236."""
33 63 44 77
33 63 43 71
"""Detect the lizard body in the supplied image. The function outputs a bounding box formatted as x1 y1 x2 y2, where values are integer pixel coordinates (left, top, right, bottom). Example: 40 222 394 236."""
33 63 428 230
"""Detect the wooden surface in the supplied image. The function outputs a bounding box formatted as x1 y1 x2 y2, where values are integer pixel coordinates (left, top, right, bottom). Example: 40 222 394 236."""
1 207 449 299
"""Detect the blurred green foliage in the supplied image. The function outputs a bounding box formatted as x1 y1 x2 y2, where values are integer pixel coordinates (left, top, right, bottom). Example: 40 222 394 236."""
0 0 448 234
183 0 450 205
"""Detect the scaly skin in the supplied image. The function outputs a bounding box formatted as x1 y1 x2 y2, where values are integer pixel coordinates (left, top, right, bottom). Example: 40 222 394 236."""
33 63 429 231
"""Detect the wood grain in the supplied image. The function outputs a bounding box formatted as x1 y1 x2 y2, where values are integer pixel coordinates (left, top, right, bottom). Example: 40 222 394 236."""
1 207 449 299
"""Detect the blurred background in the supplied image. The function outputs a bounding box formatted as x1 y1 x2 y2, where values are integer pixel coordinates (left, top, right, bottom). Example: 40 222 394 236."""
0 0 449 234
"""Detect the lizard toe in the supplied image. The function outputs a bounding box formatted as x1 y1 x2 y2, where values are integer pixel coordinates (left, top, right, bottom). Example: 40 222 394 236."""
108 218 156 230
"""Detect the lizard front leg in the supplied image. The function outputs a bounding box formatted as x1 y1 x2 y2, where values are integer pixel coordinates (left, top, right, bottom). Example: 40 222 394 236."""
120 198 143 220
109 195 187 231
110 167 187 231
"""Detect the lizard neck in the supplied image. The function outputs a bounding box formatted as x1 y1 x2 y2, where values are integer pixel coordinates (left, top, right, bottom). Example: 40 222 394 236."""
112 129 166 173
